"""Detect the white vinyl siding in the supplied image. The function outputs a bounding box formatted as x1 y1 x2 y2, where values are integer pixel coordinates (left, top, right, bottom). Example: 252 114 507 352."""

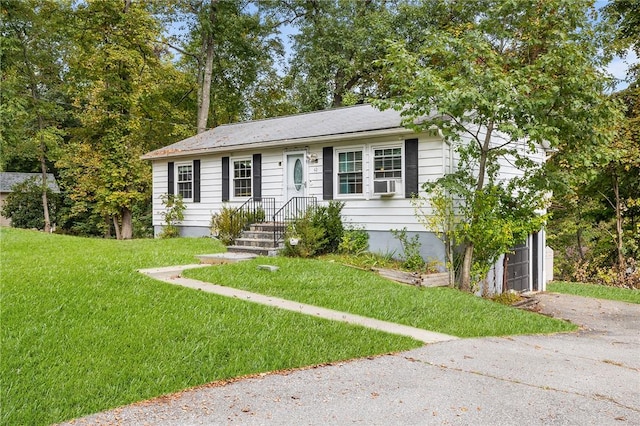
151 134 448 234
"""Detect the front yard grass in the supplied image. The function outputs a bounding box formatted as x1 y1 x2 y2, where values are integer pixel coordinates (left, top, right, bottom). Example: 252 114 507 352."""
548 281 640 304
185 256 577 338
0 228 421 426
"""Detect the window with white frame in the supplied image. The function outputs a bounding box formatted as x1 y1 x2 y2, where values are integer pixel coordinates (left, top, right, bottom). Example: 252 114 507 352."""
374 147 402 179
233 159 252 197
177 163 193 199
337 150 363 195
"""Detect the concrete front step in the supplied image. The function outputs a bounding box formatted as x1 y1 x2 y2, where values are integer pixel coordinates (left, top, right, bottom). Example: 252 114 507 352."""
249 222 286 232
240 230 275 240
227 245 280 256
196 252 258 264
228 221 286 255
234 237 278 248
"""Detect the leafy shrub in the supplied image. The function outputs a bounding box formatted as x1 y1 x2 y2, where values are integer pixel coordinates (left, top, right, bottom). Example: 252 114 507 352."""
159 194 185 238
211 204 243 245
1 177 61 230
132 198 153 239
339 225 369 254
391 227 425 271
282 209 327 258
210 205 266 245
575 258 640 289
245 207 266 224
311 201 344 254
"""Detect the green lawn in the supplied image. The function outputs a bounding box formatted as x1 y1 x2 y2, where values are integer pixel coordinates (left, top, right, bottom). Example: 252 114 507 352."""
0 229 421 426
548 281 640 304
185 256 577 338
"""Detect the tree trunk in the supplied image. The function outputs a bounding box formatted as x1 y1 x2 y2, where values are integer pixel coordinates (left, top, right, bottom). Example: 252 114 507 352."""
613 171 626 275
196 0 218 134
460 243 474 292
459 121 494 291
121 207 133 240
17 20 52 233
38 117 52 233
576 227 585 261
112 215 122 240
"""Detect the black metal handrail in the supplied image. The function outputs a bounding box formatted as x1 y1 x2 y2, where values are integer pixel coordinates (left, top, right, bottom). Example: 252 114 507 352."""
231 197 276 234
272 197 318 246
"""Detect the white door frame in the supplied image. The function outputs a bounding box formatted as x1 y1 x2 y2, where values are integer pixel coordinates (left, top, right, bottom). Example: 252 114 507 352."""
284 150 307 201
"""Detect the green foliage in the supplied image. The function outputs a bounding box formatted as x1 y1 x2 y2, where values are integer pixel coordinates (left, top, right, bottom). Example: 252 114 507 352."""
282 202 344 258
131 199 153 239
210 204 245 246
0 1 69 174
282 0 396 110
210 204 266 246
391 227 425 272
547 86 640 284
164 0 289 127
311 201 344 254
282 209 327 258
418 153 546 290
374 0 617 290
339 225 370 254
158 194 186 239
1 177 60 230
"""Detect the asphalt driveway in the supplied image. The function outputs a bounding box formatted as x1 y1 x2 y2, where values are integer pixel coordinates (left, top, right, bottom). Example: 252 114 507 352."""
62 292 639 426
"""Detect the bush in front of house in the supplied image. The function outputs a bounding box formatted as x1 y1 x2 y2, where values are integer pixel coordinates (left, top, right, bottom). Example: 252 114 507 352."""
339 225 369 254
158 193 186 238
311 201 344 254
210 204 243 245
391 227 425 271
282 201 344 258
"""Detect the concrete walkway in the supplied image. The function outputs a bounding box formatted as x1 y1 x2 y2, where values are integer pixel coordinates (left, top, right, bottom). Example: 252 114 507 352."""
138 264 457 345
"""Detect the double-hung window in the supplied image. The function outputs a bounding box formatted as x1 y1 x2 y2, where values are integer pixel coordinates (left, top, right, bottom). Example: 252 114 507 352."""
233 159 252 197
176 163 193 199
337 150 363 195
374 147 402 179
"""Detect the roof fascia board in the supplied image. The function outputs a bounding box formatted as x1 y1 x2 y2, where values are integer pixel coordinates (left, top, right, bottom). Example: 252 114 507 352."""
141 127 419 160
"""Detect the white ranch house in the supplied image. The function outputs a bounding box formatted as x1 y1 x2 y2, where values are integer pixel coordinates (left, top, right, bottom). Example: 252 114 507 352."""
143 104 550 293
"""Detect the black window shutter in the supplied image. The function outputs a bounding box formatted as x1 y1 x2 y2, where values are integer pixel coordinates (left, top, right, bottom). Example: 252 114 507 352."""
252 153 261 200
193 160 201 203
405 139 419 198
222 157 229 201
323 147 333 200
167 162 174 195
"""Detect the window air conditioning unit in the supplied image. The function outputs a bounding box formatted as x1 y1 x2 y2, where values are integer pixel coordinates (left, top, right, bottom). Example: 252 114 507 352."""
373 179 396 195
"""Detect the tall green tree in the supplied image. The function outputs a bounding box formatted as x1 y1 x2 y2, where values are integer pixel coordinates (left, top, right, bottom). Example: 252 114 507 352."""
164 0 285 131
60 0 168 239
547 1 640 285
605 0 639 81
376 0 620 291
1 0 71 233
281 0 395 111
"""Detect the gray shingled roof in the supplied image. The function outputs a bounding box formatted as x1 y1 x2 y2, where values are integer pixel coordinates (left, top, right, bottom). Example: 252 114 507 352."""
0 172 60 193
142 104 413 160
